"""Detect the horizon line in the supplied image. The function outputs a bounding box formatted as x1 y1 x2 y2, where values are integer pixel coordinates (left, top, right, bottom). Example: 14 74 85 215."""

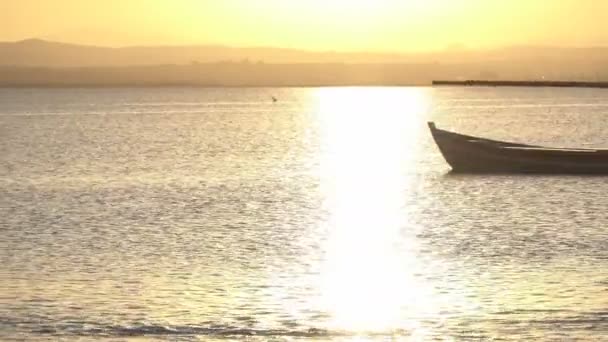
4 37 608 54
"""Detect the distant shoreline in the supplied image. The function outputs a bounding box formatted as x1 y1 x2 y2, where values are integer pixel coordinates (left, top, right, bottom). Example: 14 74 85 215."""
0 83 429 88
2 81 608 88
432 80 608 88
1 63 606 88
2 81 607 88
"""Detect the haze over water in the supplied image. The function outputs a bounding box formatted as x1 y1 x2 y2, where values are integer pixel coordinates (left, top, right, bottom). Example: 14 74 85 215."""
2 86 608 341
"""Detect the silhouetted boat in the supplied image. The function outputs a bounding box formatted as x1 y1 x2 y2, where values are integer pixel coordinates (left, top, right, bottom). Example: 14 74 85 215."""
428 122 608 174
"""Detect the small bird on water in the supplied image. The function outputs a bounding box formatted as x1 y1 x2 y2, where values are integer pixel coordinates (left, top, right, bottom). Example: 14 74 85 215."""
271 96 278 103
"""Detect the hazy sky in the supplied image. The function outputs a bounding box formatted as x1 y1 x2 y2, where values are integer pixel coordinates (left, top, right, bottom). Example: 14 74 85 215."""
2 0 607 51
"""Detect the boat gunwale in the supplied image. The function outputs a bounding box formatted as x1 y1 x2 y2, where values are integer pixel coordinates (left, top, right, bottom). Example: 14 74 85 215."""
428 122 607 153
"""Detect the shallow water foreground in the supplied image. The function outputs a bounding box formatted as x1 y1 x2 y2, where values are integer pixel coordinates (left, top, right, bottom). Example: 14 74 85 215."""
2 86 608 340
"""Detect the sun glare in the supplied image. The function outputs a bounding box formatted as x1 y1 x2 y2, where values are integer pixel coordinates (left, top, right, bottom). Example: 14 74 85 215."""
310 0 386 12
313 88 434 333
267 0 407 30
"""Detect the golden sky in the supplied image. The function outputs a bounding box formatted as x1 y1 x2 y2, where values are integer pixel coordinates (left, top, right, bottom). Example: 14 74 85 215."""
2 0 607 51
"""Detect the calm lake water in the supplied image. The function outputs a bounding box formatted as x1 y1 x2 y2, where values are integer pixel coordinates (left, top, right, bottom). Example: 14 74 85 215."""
2 86 608 341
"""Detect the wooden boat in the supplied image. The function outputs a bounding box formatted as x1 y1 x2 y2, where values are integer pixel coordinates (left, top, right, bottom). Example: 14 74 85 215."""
428 122 608 174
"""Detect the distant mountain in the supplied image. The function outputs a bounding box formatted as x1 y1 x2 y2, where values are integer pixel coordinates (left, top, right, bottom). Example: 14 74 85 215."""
2 38 607 67
0 39 606 86
0 38 413 67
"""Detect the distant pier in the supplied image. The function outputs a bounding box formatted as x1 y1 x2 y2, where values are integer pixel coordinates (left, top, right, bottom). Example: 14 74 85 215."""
432 80 608 89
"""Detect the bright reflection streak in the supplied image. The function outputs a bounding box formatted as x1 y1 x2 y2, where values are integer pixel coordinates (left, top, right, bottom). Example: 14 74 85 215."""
314 87 432 333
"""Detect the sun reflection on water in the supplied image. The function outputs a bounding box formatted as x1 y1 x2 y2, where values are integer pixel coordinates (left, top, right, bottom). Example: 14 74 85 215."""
313 87 433 334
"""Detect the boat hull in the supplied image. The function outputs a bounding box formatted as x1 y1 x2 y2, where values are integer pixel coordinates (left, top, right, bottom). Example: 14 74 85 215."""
429 122 608 174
